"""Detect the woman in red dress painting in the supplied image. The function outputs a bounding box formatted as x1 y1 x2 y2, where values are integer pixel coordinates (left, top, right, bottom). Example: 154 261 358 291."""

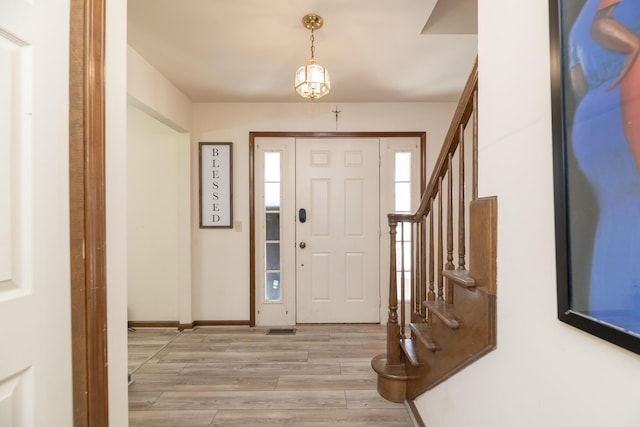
591 0 640 170
569 0 640 334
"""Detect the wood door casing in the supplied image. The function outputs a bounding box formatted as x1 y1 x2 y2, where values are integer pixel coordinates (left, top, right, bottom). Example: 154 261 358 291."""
69 0 109 424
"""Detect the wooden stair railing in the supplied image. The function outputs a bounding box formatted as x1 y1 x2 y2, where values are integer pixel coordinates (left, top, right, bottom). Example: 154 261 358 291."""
372 58 498 403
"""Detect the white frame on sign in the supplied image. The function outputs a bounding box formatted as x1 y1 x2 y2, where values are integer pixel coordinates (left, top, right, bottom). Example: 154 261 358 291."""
199 142 233 228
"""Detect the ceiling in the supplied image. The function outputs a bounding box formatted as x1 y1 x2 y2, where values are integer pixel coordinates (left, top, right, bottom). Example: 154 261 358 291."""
127 0 477 103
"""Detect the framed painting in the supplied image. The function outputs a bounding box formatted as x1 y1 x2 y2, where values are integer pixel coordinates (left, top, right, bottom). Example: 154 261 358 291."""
549 0 640 354
199 142 233 228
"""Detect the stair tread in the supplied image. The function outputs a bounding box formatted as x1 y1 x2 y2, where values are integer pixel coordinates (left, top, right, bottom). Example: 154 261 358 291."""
409 322 440 351
371 354 417 380
424 300 460 329
400 338 420 367
442 269 475 288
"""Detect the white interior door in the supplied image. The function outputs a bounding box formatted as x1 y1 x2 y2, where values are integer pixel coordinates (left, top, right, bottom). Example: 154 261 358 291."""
296 138 380 323
0 1 73 425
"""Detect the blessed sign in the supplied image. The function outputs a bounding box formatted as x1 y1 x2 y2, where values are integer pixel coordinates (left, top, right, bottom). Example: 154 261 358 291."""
199 142 232 228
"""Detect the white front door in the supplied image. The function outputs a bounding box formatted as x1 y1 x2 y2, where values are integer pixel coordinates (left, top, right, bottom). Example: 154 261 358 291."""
296 138 380 323
0 1 73 425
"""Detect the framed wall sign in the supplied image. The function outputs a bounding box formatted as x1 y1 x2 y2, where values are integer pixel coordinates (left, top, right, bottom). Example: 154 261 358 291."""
199 142 233 228
549 0 640 354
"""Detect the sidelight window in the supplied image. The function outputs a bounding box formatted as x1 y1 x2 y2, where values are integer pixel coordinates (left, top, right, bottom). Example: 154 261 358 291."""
395 152 412 301
264 152 282 302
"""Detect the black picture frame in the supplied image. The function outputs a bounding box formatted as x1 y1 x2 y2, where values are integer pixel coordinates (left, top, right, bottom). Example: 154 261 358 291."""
549 0 640 354
199 142 233 228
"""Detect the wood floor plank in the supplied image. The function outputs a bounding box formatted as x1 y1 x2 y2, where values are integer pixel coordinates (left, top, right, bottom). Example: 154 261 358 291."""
128 325 412 426
129 342 174 351
129 409 217 427
225 341 359 352
158 350 309 363
346 390 406 409
134 362 187 375
129 375 279 392
340 360 378 375
276 374 377 390
154 343 230 352
220 334 331 343
210 408 413 426
152 390 346 410
179 361 341 377
128 392 163 410
308 348 381 359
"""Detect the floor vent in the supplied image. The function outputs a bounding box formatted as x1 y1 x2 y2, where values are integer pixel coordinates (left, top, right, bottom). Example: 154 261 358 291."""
266 328 297 335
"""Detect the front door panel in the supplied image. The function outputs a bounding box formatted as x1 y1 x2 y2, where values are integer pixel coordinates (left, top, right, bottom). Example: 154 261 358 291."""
296 138 380 323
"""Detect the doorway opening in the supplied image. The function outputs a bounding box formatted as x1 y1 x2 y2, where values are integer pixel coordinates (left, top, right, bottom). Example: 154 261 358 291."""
249 132 425 327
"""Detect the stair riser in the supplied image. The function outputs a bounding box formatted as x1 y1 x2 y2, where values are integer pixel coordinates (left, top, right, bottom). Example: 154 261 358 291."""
406 287 496 398
376 375 407 403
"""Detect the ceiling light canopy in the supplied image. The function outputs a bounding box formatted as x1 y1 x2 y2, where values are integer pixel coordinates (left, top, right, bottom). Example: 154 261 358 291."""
294 14 331 100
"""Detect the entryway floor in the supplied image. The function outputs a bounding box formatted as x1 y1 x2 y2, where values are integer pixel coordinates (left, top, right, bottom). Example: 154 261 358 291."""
128 324 413 426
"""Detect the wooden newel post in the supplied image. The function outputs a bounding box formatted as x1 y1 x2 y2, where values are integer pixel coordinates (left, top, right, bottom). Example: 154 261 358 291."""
387 219 401 365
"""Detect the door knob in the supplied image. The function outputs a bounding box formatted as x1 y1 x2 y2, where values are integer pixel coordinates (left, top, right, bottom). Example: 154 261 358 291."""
299 241 306 249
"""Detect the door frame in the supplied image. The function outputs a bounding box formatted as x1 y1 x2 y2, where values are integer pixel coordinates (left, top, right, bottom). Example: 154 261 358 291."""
249 131 426 327
69 0 108 424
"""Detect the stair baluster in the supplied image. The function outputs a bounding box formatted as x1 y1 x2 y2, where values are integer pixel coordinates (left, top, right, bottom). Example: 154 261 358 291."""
458 123 466 271
428 199 435 325
472 91 479 201
437 177 444 301
446 155 455 303
386 220 401 366
400 222 406 339
420 217 428 323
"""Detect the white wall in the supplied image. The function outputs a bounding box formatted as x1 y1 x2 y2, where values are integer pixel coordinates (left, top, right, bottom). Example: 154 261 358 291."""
127 46 192 132
415 1 640 426
106 0 129 424
127 46 194 327
127 105 181 321
190 102 456 321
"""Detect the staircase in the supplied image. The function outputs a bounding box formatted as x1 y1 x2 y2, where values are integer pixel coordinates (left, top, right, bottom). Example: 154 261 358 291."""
372 58 498 403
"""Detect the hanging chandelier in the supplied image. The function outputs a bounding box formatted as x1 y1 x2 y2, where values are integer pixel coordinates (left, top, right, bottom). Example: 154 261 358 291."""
294 14 331 100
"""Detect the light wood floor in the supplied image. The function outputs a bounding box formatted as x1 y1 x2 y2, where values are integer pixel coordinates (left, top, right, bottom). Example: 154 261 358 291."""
128 324 413 426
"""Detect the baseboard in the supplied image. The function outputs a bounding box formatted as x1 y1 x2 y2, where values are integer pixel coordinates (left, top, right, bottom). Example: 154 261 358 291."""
193 320 251 327
178 322 195 331
127 320 179 329
405 400 426 427
128 319 252 330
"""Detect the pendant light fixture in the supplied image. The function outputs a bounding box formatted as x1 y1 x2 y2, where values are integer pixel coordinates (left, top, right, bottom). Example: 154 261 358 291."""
294 14 331 99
